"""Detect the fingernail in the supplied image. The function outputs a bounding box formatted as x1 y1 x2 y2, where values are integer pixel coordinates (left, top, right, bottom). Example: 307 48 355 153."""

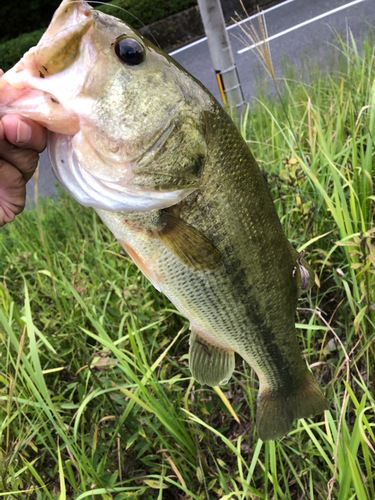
16 120 31 144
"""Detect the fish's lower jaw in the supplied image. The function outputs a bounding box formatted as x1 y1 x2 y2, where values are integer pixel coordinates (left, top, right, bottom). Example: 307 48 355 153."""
48 132 196 212
256 371 328 441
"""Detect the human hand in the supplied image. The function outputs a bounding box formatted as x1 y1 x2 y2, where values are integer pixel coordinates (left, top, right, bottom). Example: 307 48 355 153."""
0 112 47 227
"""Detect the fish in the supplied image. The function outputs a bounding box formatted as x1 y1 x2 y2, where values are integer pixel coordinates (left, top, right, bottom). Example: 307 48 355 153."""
0 0 327 440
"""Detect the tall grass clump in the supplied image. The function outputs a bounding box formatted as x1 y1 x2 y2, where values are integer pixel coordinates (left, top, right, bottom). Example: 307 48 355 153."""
1 34 375 499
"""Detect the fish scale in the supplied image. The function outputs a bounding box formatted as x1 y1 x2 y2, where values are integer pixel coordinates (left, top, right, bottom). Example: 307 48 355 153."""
0 0 327 439
97 109 323 438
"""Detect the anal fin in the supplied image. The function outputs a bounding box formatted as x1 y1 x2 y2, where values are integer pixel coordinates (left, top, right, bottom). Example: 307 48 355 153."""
189 330 235 386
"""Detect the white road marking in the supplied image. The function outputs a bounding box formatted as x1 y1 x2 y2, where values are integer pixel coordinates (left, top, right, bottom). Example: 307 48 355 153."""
237 0 368 54
168 0 295 56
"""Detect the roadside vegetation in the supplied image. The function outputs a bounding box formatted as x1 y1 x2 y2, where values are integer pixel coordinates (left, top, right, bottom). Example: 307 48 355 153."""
95 0 197 30
0 32 374 499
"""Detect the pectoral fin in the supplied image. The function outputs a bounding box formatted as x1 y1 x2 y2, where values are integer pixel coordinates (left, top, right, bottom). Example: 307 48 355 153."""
189 330 235 386
157 212 221 270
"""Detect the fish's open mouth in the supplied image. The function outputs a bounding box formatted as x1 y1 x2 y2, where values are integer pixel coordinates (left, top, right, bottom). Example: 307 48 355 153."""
0 0 201 213
0 0 95 133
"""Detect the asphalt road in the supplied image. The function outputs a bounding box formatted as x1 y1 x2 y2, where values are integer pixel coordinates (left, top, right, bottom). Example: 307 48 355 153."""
26 0 374 204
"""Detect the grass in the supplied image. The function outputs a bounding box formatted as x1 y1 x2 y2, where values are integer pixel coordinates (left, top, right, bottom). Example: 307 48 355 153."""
1 32 375 499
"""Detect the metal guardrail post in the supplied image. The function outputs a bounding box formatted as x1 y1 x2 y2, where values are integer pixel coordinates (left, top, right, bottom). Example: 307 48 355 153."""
197 0 245 115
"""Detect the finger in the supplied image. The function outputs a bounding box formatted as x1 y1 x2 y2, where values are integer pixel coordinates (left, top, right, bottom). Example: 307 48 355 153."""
0 120 41 183
0 160 26 227
1 114 47 153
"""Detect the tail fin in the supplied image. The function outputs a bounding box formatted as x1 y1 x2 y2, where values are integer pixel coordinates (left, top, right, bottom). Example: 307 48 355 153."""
256 370 327 441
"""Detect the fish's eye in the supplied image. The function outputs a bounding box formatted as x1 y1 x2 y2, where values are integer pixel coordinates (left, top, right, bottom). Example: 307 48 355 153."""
114 37 144 65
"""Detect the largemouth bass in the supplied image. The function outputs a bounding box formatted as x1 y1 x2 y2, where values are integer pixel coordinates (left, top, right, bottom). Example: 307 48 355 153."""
0 0 327 440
